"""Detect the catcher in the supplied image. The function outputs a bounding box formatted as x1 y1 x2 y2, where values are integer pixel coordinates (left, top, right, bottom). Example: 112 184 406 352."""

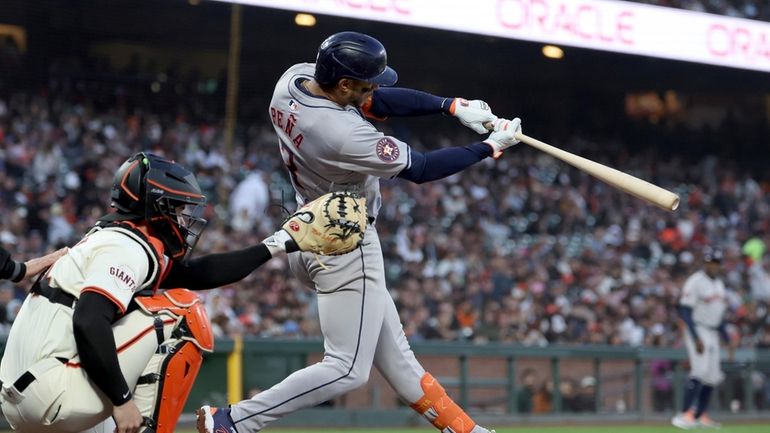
0 152 365 433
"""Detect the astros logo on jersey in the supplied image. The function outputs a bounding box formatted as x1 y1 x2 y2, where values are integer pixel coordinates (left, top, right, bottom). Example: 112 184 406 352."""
376 137 399 162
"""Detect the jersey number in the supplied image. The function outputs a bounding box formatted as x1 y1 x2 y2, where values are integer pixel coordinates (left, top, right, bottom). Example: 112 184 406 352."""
281 143 303 189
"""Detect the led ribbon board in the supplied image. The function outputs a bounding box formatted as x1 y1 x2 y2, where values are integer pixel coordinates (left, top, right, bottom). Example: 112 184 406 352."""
216 0 770 72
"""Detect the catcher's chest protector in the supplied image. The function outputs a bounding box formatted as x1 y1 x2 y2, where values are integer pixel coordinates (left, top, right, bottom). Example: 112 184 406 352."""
133 289 214 433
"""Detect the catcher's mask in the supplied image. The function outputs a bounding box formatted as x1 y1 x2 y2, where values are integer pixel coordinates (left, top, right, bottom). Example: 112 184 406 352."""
109 152 207 262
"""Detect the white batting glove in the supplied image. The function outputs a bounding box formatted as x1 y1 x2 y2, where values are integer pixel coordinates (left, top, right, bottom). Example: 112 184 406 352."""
483 117 522 159
448 98 497 134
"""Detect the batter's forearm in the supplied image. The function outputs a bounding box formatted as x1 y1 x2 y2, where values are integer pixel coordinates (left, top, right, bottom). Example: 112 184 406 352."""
73 292 132 406
397 143 493 184
162 244 272 290
368 87 449 117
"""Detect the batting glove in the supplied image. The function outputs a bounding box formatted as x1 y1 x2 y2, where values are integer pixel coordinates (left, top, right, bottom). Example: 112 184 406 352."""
484 117 522 159
448 98 497 134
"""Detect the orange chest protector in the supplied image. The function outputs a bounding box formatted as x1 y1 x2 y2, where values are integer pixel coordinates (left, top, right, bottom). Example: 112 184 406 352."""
132 288 214 433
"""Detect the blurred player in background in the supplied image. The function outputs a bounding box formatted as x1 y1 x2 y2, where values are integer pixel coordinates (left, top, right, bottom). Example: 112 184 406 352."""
198 31 521 433
0 152 328 433
671 248 735 429
0 245 67 283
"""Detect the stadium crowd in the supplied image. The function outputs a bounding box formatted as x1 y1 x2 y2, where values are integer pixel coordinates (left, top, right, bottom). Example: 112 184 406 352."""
1 0 770 417
1 64 770 350
2 42 770 411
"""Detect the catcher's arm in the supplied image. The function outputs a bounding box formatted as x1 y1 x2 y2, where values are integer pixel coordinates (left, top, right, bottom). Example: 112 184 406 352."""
264 192 368 256
163 194 366 290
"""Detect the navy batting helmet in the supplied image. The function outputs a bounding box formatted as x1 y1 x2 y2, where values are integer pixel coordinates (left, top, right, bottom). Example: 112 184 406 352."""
314 31 398 87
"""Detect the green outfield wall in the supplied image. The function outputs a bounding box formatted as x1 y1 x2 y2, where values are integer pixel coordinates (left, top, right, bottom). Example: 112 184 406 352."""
189 339 770 417
2 338 769 427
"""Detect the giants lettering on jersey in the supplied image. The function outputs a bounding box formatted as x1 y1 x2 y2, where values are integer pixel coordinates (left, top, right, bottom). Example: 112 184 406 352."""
271 107 304 147
110 266 137 291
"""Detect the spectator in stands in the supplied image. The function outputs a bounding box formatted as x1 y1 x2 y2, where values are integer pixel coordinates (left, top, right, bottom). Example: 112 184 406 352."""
575 376 597 413
517 368 538 414
533 379 553 414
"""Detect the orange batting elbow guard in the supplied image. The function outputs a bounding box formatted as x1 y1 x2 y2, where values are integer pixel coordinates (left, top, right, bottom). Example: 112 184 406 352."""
361 96 387 121
410 373 476 433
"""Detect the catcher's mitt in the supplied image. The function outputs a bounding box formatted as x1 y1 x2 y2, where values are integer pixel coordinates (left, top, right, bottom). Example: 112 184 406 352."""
282 192 367 255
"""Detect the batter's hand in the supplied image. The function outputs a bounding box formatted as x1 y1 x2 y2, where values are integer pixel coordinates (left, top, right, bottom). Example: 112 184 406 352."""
695 338 704 354
113 400 143 433
484 117 522 159
449 98 497 134
24 247 68 279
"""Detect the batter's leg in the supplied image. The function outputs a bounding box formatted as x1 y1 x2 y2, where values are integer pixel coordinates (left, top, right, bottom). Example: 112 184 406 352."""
373 296 493 433
228 247 389 432
372 293 424 402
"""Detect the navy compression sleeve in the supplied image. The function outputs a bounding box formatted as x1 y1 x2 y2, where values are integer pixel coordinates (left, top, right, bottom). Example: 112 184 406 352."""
162 244 273 290
397 143 493 184
368 87 451 117
677 305 700 341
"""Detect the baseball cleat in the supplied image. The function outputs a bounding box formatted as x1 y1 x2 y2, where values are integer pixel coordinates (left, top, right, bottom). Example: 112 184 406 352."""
698 414 722 429
196 405 237 433
671 411 698 430
470 426 496 433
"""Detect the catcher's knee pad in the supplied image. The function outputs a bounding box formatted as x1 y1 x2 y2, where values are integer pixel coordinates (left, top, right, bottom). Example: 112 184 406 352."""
410 373 476 433
132 289 214 433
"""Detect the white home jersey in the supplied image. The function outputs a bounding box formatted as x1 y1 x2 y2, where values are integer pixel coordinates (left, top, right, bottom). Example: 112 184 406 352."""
269 63 411 218
680 270 727 328
48 228 158 313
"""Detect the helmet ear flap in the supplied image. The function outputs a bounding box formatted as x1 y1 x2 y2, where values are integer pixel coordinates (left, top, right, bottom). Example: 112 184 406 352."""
111 153 149 215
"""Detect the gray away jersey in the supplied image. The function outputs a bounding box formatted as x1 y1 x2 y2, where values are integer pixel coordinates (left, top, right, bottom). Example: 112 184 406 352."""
269 63 411 218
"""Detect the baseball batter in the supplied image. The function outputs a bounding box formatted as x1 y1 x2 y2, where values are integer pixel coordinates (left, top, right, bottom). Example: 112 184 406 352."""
0 153 353 433
671 248 732 429
198 31 521 433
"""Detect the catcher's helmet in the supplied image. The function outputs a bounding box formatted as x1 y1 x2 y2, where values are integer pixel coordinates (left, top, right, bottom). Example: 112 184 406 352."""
109 152 207 261
314 31 398 86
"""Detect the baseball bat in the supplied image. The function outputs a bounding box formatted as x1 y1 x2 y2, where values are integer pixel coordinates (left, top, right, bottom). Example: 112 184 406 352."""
514 132 680 211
